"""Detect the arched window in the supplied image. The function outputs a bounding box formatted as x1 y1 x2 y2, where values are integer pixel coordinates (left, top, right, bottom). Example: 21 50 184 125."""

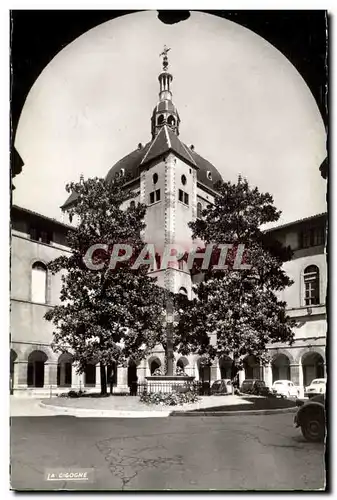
157 115 164 125
167 115 176 126
31 262 47 303
304 265 320 305
197 202 202 219
150 358 161 375
179 287 188 297
130 200 136 209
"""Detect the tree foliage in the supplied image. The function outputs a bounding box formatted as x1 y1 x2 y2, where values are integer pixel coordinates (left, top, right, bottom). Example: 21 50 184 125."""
45 176 166 393
174 177 296 372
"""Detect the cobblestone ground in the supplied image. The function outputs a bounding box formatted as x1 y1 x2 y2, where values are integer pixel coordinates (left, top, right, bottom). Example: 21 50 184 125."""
10 414 326 491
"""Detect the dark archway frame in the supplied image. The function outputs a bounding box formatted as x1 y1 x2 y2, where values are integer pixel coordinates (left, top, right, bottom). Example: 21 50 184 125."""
11 10 328 183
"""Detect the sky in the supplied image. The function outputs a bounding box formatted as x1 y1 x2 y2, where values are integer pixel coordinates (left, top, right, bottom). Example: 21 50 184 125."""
13 10 327 227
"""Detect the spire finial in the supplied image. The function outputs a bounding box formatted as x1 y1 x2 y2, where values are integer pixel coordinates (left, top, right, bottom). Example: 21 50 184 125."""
159 45 171 71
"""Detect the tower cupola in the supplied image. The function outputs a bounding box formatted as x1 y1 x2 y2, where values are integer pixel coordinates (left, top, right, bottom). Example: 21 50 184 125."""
151 46 180 138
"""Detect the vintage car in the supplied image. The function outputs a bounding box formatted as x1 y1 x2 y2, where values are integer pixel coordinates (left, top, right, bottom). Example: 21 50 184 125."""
240 379 269 396
210 379 233 395
294 394 325 442
304 378 326 398
272 380 299 398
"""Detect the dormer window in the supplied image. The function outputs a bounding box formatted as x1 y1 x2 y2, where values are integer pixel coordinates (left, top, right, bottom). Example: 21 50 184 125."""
157 115 164 125
120 168 125 177
207 171 212 181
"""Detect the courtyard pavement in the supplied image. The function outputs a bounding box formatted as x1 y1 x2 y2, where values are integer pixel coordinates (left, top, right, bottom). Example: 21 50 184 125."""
10 413 326 490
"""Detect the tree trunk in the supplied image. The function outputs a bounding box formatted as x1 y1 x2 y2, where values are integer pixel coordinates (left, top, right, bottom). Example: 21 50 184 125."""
100 363 107 395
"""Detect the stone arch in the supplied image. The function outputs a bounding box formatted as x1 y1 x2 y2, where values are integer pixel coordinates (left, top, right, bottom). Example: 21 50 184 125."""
271 353 291 382
243 355 261 380
197 357 211 382
270 348 295 365
176 356 189 373
157 114 164 125
297 346 325 363
27 350 48 387
167 115 176 127
148 356 162 375
301 350 325 386
23 345 55 363
219 355 233 379
57 352 73 387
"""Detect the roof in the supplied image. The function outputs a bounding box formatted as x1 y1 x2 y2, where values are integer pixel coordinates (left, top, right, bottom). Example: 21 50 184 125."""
62 128 223 209
140 126 197 167
153 100 179 115
265 212 327 233
105 128 222 187
11 205 73 231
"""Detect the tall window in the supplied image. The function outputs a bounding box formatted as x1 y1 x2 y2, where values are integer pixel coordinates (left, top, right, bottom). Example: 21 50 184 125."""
178 189 189 206
31 262 47 303
197 202 202 219
304 265 320 306
149 189 161 205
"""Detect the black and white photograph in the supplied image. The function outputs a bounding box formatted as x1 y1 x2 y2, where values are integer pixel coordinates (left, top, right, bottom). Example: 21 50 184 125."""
9 9 328 491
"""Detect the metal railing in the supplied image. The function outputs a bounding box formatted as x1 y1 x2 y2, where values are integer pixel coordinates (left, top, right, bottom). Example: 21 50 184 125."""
137 381 211 396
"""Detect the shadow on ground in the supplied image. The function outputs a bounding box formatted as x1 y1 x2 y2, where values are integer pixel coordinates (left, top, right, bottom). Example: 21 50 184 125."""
190 396 297 412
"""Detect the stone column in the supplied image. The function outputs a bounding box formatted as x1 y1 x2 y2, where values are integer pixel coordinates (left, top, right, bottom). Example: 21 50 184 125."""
117 365 129 393
44 363 58 387
263 363 273 388
137 361 147 383
71 365 84 391
238 369 245 386
216 360 221 380
95 364 101 391
296 361 304 398
14 361 28 390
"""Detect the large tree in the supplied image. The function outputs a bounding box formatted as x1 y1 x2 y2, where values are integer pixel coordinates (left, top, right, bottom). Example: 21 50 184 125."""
45 176 165 394
174 177 296 377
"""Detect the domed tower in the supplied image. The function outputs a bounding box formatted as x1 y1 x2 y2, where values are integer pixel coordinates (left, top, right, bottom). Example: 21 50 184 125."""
151 46 180 138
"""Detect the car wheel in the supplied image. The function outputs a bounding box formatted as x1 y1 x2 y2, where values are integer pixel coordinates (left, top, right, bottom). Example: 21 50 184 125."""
301 413 325 442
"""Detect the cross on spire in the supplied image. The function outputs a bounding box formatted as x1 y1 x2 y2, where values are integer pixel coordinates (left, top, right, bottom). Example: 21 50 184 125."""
159 45 171 71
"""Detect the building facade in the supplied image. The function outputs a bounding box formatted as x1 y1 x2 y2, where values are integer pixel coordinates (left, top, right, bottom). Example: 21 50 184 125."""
10 52 327 397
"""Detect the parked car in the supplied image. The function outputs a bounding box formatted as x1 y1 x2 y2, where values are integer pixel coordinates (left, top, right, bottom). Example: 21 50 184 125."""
294 394 325 442
210 379 233 395
240 379 269 396
304 378 326 398
272 380 299 398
